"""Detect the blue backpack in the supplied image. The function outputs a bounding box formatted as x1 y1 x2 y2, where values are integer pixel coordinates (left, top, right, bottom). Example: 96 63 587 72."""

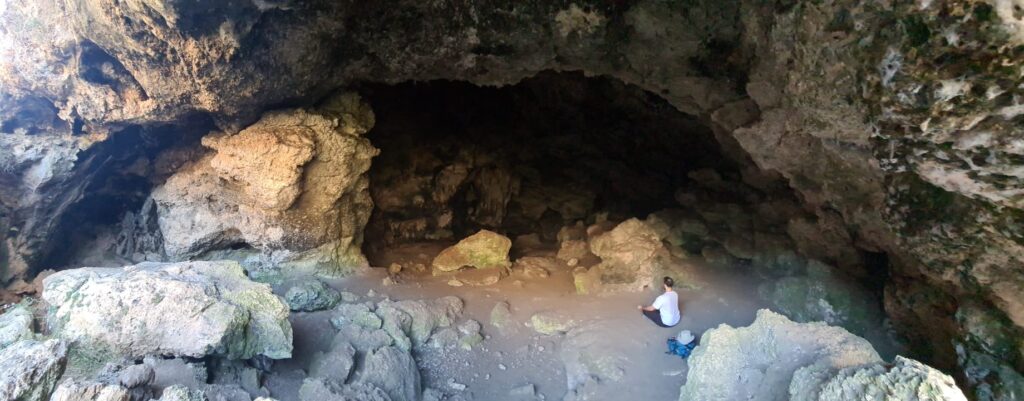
666 338 696 358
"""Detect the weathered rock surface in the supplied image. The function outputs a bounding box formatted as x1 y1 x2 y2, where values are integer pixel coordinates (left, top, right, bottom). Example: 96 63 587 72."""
119 94 378 275
530 312 577 336
50 380 131 401
0 339 68 401
42 261 292 359
678 309 966 401
431 230 512 273
791 356 967 401
284 279 341 312
573 219 667 294
0 302 34 348
560 321 627 401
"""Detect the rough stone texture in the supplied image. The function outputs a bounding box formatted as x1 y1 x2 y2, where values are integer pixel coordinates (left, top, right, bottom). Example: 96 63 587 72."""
678 309 967 401
560 321 627 401
42 261 293 359
0 302 34 348
308 342 355 386
0 339 68 401
155 385 205 401
573 219 665 294
791 356 968 401
50 380 131 401
298 379 390 401
120 94 378 275
530 312 577 336
2 0 1023 394
284 279 341 312
354 346 421 401
431 230 512 273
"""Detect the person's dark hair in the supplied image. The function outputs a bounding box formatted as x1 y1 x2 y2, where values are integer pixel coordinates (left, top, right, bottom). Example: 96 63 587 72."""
663 276 674 288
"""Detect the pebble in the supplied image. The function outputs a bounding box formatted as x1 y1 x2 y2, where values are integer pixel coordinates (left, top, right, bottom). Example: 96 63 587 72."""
498 364 507 370
448 279 464 287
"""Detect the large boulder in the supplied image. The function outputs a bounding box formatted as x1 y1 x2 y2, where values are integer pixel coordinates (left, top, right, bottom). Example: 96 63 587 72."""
572 219 665 294
118 94 378 275
42 261 292 359
0 302 34 348
49 380 131 401
791 356 967 401
431 230 512 273
0 339 68 401
678 309 967 401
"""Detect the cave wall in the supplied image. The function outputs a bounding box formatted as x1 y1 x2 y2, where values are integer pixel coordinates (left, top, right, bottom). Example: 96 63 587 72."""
1 0 1023 398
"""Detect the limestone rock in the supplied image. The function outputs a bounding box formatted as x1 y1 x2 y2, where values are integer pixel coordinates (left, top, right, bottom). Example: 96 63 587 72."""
122 97 379 274
330 303 383 330
284 279 341 312
298 379 390 401
309 341 355 385
445 268 504 286
0 339 67 401
530 312 577 335
677 309 966 401
560 322 627 399
431 230 512 273
791 356 967 401
573 219 665 294
42 261 293 359
50 380 131 401
457 320 484 350
354 346 421 401
514 256 554 279
0 302 34 348
156 386 205 401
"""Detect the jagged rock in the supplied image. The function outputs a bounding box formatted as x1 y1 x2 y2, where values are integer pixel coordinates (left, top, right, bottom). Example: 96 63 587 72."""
376 296 464 350
509 383 536 398
427 328 459 350
308 341 355 385
122 96 378 274
0 302 33 348
573 219 665 294
42 261 292 359
791 356 967 401
50 380 130 401
0 339 67 401
284 279 341 312
330 303 383 330
530 312 577 335
298 379 390 401
431 230 512 273
678 309 966 401
332 326 394 355
354 346 421 401
156 385 205 401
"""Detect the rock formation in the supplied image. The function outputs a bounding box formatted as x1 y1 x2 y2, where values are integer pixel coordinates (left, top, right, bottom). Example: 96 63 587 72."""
0 0 1021 397
679 309 967 401
42 261 293 360
0 339 68 401
118 94 378 275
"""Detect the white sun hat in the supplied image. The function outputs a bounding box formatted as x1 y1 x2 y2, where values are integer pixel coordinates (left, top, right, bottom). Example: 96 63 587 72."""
676 330 695 345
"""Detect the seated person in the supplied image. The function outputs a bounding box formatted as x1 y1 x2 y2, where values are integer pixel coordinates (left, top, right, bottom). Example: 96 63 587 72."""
637 276 680 328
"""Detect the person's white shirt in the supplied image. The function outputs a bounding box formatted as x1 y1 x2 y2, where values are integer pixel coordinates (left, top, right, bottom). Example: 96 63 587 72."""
652 291 680 326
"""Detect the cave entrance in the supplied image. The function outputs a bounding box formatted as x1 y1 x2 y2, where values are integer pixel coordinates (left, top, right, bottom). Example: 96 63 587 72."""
359 72 739 264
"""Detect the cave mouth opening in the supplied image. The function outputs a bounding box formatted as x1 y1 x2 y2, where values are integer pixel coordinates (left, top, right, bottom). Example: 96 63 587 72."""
357 71 742 263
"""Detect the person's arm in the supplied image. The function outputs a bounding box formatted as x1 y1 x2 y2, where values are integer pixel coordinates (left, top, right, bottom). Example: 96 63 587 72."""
637 305 657 311
638 295 665 312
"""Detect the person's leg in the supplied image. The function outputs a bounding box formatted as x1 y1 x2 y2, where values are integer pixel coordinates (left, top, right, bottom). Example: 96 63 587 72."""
642 309 670 328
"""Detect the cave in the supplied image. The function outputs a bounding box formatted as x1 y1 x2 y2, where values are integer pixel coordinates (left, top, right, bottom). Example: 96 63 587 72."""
1 2 1022 401
360 72 740 259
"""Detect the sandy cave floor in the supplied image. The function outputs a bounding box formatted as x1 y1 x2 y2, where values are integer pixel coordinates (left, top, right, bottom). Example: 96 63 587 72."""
257 242 893 401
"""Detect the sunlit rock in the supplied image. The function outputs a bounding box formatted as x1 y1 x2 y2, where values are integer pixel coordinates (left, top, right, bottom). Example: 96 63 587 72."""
431 230 512 273
42 261 292 360
0 339 67 401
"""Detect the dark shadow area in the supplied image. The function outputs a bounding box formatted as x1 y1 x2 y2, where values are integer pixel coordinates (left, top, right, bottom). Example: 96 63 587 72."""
358 72 740 262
